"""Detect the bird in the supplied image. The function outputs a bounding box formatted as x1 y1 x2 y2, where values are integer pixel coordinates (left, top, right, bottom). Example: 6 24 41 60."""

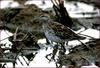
32 14 86 46
41 17 85 43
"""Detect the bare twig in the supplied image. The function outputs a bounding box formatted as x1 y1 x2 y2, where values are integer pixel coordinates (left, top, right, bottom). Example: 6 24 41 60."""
77 39 93 52
13 27 19 41
78 33 96 39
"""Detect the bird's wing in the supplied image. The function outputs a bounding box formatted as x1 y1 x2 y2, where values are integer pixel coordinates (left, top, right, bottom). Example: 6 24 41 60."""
48 22 85 40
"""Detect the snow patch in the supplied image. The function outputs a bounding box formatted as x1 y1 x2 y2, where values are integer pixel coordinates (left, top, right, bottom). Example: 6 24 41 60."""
80 28 99 39
38 38 46 44
0 30 13 46
25 0 53 10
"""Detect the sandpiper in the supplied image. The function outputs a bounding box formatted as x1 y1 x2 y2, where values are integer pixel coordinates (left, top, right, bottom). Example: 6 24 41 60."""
40 15 85 43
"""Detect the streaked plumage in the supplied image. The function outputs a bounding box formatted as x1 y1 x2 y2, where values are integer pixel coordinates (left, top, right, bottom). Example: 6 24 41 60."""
42 20 85 43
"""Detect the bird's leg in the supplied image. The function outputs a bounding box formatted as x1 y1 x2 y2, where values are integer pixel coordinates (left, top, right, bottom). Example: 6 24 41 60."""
51 44 59 60
59 42 66 55
45 35 51 45
65 41 68 46
65 41 73 53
